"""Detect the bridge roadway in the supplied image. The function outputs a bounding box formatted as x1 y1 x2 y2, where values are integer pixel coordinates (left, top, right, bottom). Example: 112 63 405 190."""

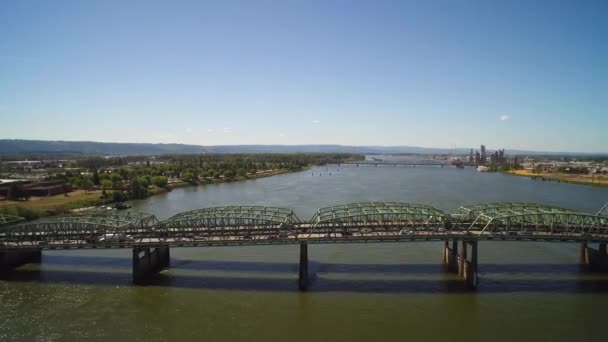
1 202 607 290
333 161 453 167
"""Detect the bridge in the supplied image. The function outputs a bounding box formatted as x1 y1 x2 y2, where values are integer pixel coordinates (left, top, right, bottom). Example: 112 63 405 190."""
334 161 454 168
1 201 607 290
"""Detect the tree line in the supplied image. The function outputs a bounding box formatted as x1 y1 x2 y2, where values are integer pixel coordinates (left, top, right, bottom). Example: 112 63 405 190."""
52 153 362 200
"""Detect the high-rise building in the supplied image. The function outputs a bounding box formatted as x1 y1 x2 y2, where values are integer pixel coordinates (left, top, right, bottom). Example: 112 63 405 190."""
480 145 487 165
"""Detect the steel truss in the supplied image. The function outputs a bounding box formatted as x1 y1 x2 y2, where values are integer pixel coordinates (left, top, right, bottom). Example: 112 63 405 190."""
309 202 449 237
0 214 24 227
599 202 608 217
456 202 608 236
151 206 301 243
0 209 157 247
1 202 608 249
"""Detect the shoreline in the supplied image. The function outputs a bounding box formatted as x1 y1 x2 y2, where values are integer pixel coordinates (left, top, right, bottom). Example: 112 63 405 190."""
505 169 608 188
0 167 310 220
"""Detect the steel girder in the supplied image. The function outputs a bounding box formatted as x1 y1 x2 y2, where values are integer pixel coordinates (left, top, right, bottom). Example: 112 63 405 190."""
309 202 449 236
0 214 24 227
152 206 301 243
456 202 608 236
455 202 580 221
0 210 158 247
598 202 608 217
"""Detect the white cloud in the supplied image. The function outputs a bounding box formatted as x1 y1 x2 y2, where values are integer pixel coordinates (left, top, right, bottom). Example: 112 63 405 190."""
500 115 510 121
185 128 192 133
312 120 320 124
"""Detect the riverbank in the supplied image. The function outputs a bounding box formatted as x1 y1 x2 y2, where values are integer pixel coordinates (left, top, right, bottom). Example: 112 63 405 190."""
0 167 306 220
507 169 608 187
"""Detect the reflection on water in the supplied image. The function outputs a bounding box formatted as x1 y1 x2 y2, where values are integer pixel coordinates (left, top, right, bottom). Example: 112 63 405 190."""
2 162 608 341
3 254 608 294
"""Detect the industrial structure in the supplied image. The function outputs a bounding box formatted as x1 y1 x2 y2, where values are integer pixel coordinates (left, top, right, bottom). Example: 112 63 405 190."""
1 202 608 290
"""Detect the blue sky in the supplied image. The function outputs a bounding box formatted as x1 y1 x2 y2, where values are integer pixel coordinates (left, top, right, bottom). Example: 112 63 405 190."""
1 0 606 152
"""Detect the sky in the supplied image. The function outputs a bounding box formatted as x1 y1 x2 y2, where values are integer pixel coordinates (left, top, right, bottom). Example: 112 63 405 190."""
1 0 606 152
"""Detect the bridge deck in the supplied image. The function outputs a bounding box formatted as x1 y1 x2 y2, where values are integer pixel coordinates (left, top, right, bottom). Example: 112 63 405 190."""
1 202 607 250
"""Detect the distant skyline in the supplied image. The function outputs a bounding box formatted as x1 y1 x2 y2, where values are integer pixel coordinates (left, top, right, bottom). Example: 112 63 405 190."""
1 1 607 152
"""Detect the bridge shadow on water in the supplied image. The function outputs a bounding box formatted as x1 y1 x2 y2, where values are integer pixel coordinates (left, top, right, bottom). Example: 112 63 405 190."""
1 254 608 294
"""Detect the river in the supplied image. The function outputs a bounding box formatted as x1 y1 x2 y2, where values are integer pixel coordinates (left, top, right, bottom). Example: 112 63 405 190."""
1 158 608 341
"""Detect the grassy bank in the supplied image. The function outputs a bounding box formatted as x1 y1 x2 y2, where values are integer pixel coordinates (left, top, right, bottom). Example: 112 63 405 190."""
508 169 608 187
0 167 305 221
0 190 109 220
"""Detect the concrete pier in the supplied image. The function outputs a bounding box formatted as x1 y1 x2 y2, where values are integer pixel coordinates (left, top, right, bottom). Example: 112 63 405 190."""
132 247 170 284
459 240 467 277
465 241 478 289
0 249 42 271
580 241 608 272
444 240 478 289
298 242 309 291
443 240 459 273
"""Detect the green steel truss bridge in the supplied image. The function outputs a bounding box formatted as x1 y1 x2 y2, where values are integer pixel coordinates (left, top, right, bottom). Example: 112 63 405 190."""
1 201 607 289
3 202 606 249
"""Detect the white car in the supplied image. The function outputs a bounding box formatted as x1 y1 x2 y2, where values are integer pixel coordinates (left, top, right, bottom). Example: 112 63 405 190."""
98 233 133 242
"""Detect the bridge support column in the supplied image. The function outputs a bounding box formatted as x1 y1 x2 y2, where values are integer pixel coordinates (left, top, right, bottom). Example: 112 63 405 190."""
443 240 458 273
580 242 608 272
464 241 478 289
459 240 467 277
0 249 42 271
132 247 171 284
298 242 309 291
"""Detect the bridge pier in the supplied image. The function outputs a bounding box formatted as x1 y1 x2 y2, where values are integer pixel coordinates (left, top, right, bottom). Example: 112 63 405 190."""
298 242 309 291
463 241 478 289
0 249 42 271
459 240 467 277
132 247 170 284
444 240 478 289
580 241 608 272
443 240 459 272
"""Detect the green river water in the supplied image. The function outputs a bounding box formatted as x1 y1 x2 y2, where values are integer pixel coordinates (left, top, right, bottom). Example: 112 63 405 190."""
2 158 608 341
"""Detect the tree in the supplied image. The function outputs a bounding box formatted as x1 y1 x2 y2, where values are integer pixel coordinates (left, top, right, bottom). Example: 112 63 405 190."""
129 178 148 199
111 191 127 202
110 173 123 190
181 171 196 184
222 169 235 178
101 179 112 191
81 177 94 192
151 176 168 187
92 170 100 186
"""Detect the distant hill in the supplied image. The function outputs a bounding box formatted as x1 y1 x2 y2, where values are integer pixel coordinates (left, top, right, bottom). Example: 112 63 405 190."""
0 139 206 155
0 139 604 156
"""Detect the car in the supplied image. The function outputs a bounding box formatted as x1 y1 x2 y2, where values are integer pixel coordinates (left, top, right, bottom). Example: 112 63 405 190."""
399 229 414 235
98 233 133 242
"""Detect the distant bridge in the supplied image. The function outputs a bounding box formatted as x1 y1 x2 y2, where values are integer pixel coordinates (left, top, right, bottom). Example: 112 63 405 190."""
333 161 455 167
1 201 607 290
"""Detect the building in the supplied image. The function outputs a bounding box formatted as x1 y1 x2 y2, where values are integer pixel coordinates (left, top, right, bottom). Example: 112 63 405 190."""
0 180 71 198
480 145 487 165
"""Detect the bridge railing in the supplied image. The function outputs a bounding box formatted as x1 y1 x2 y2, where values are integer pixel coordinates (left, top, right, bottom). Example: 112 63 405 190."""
147 206 301 243
0 210 158 247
